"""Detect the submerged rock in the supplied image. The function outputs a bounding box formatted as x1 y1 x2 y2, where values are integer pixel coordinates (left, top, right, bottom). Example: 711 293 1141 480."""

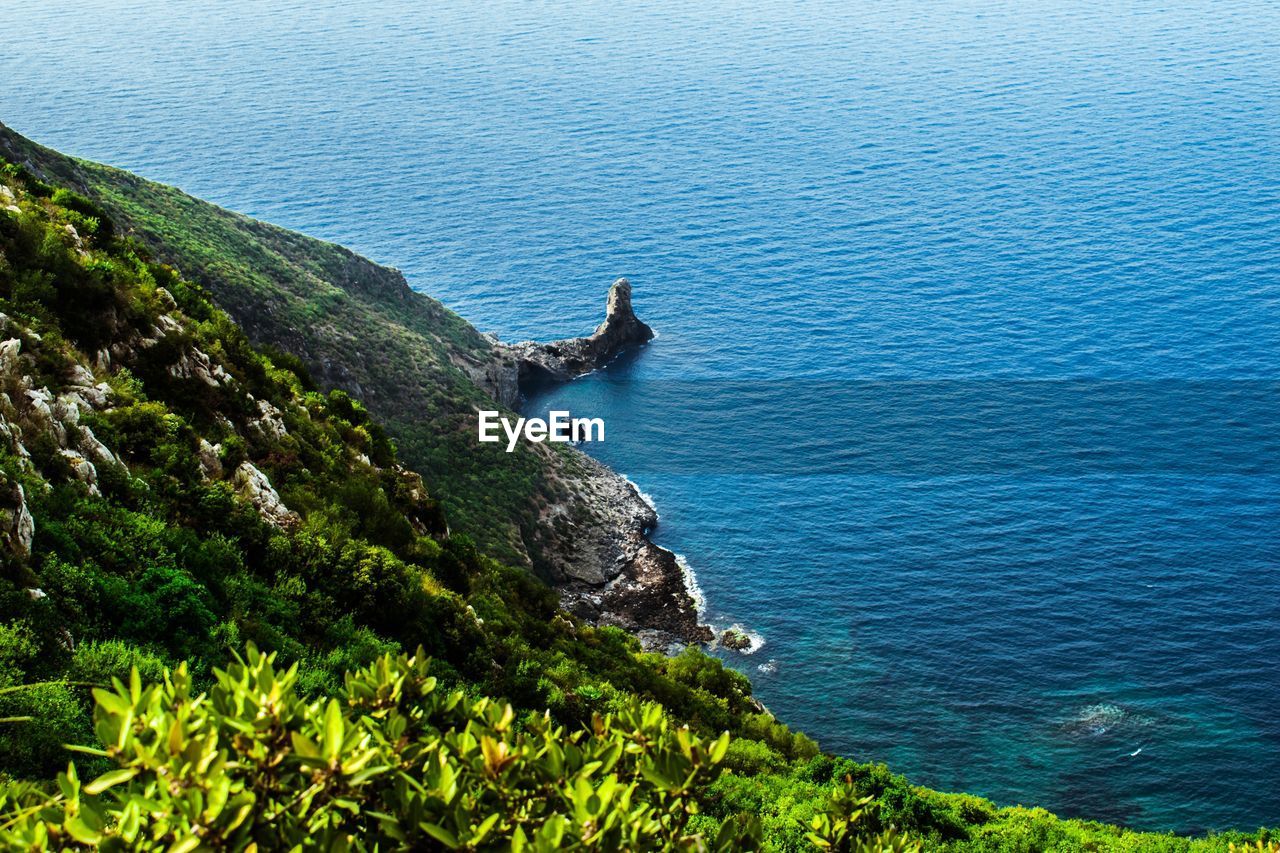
720 627 752 651
1060 703 1153 738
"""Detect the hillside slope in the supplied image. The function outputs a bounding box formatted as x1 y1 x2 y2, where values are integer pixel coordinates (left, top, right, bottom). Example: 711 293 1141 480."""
0 121 705 648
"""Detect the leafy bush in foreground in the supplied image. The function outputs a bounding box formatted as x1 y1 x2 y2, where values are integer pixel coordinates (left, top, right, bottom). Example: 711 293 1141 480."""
0 647 915 851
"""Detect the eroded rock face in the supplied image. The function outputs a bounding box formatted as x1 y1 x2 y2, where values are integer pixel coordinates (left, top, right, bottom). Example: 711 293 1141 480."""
58 449 99 497
197 438 223 480
233 461 298 528
0 338 22 373
23 388 67 447
494 278 655 403
538 450 711 651
78 426 116 466
0 479 34 558
462 280 708 649
167 344 231 388
596 278 655 350
248 399 288 440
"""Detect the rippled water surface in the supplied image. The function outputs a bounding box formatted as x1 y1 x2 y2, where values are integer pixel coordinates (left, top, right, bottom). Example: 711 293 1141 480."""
4 0 1278 831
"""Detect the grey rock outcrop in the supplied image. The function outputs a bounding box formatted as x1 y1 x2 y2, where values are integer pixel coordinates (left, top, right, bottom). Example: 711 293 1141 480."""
464 279 708 649
233 462 298 528
549 453 711 650
167 344 231 388
0 479 34 558
492 278 654 404
78 426 116 466
248 399 288 440
0 338 22 372
59 449 100 497
23 388 67 447
197 439 223 480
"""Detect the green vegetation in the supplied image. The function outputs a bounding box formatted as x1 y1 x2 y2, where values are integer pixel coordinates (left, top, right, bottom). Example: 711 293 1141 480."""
0 646 833 850
0 140 1276 850
0 121 557 569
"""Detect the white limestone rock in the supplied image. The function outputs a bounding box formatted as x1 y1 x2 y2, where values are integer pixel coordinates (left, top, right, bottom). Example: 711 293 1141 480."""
0 480 34 558
233 461 297 528
250 400 288 440
197 438 222 480
59 449 100 496
78 426 117 466
0 338 21 373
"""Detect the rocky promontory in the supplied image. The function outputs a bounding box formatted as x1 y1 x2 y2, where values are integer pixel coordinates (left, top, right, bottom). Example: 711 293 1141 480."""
486 278 654 405
476 279 711 650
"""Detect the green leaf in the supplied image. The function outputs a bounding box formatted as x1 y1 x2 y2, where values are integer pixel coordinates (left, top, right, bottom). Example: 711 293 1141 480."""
421 822 461 849
639 764 676 792
168 835 202 853
92 688 132 715
323 698 344 761
472 812 500 843
63 816 103 845
537 815 566 848
83 767 140 795
710 731 730 764
291 731 321 759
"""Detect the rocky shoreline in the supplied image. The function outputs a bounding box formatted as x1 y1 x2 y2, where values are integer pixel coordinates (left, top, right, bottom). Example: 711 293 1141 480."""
552 452 712 651
477 279 712 651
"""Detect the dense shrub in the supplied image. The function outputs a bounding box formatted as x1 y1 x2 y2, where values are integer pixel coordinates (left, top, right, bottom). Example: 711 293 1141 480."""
0 648 918 851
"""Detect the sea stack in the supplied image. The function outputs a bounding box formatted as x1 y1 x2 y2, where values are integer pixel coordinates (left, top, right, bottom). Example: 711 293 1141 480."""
499 277 655 394
593 278 654 354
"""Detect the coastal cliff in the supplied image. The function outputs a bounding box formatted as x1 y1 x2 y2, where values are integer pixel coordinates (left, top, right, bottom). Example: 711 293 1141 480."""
498 281 708 647
469 277 708 648
1 130 1263 853
0 122 706 648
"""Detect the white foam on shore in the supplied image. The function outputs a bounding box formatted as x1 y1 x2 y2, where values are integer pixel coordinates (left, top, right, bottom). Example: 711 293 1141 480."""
673 552 706 615
627 477 765 657
625 476 660 520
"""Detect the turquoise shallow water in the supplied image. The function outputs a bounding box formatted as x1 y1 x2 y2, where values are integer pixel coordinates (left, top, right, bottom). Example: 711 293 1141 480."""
4 0 1278 831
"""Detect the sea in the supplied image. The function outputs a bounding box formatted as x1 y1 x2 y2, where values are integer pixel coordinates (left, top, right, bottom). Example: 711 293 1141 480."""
3 0 1277 832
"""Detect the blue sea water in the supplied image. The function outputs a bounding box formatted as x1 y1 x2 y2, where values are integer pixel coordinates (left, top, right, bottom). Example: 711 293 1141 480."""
3 0 1278 832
